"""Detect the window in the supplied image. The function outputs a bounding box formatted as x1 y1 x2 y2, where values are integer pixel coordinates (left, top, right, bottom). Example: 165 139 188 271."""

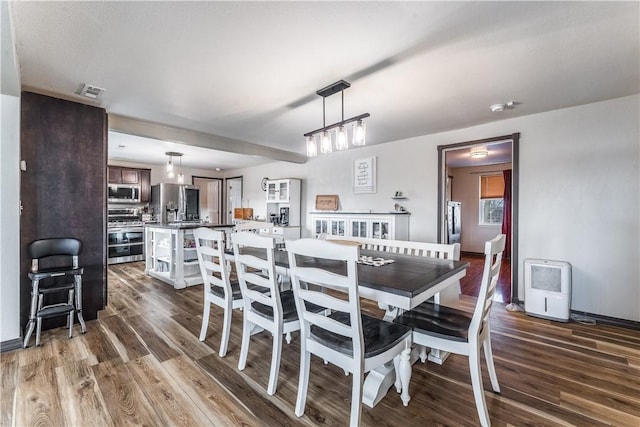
479 175 504 225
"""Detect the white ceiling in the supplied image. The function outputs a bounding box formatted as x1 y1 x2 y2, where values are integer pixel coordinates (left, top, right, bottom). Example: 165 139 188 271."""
8 1 639 170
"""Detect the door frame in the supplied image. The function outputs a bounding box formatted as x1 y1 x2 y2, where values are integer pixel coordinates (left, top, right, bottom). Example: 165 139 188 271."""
437 132 520 304
192 176 223 224
224 176 243 225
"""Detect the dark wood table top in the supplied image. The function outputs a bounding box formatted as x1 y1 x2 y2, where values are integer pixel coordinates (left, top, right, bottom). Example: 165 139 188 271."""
228 247 469 302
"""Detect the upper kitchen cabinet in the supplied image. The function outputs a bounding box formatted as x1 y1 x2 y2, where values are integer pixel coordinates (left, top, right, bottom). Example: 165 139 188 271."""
107 166 151 202
139 169 151 202
266 178 299 203
108 166 139 184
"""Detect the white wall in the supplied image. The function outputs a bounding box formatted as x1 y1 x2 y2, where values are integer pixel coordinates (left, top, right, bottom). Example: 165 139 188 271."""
0 94 21 343
226 95 640 321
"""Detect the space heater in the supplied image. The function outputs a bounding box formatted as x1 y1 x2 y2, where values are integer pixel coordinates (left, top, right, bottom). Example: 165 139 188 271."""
524 259 572 322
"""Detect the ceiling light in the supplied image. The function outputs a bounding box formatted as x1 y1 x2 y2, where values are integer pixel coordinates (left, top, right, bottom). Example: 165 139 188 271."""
304 80 370 157
470 145 489 158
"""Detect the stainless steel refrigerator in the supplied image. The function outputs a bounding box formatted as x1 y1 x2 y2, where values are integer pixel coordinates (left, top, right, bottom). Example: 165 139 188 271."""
447 201 461 244
150 183 200 223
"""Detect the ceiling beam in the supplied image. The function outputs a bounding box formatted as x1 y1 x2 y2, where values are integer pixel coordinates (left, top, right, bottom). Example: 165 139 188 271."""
108 114 307 164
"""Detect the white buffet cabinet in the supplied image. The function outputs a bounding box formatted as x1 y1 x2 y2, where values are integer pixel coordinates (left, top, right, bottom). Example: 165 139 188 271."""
145 224 233 289
309 212 410 240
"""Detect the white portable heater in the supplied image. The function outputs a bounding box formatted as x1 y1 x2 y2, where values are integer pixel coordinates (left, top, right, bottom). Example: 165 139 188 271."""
524 258 571 322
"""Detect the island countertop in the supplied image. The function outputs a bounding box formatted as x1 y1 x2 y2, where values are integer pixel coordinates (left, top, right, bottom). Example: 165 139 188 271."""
145 222 235 230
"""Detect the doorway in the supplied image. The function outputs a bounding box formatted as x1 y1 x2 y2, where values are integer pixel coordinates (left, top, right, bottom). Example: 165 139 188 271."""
192 176 223 224
225 176 243 224
437 133 520 304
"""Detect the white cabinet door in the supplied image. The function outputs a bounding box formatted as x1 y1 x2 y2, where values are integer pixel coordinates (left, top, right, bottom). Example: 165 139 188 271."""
314 218 329 237
266 181 278 201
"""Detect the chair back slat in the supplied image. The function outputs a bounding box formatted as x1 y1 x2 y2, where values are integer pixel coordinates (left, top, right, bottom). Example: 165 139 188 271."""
194 228 232 297
232 231 280 314
286 238 362 358
470 234 506 337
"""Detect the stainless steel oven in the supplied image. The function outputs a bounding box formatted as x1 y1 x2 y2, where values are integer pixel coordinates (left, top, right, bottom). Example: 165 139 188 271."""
107 226 145 264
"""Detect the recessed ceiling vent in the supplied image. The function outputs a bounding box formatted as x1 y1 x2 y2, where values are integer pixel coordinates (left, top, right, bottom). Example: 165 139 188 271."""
78 83 105 99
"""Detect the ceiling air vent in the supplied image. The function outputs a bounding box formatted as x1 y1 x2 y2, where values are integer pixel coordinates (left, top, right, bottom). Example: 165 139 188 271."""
78 84 105 99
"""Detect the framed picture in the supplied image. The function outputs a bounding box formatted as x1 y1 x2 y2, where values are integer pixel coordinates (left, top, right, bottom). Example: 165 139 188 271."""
353 156 376 194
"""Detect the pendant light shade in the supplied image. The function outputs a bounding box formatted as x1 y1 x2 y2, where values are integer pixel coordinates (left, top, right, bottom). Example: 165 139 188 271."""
165 151 184 180
335 126 348 150
320 131 333 154
470 145 489 158
306 136 317 157
352 120 366 146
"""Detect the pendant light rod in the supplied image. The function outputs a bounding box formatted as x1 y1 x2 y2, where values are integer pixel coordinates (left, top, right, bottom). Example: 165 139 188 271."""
303 113 370 137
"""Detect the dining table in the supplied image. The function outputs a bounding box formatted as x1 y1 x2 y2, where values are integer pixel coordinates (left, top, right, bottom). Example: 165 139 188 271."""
226 244 469 407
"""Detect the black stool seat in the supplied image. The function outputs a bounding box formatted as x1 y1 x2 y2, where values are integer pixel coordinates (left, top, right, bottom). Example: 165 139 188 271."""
393 301 472 342
37 303 74 318
29 266 83 281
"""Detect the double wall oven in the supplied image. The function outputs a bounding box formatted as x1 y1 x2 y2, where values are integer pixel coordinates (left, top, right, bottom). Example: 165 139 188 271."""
108 207 145 264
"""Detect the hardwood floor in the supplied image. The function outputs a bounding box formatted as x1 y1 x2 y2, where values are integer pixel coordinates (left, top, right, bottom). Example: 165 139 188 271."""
460 253 512 303
2 261 639 426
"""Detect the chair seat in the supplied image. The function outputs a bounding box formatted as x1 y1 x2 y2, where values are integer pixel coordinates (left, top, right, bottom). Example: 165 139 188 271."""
209 279 242 300
393 302 472 342
251 289 324 322
311 311 411 358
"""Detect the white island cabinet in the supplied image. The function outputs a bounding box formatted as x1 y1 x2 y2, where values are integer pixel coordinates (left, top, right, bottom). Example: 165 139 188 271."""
145 223 233 289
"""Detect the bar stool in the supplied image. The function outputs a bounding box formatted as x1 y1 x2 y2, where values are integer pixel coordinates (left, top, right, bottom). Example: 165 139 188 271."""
23 238 87 348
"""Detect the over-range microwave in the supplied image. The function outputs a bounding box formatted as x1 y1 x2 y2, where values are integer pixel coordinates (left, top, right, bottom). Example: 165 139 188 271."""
108 184 140 203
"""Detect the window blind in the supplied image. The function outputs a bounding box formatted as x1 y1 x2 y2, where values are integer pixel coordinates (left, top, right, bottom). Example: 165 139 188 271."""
480 175 504 199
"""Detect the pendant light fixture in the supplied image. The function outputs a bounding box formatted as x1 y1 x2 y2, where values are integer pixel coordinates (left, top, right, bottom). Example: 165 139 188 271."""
304 80 370 157
165 151 184 181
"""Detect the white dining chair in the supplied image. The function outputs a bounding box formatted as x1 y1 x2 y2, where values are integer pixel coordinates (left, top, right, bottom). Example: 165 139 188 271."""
194 227 241 357
393 234 506 427
231 231 323 395
286 238 413 426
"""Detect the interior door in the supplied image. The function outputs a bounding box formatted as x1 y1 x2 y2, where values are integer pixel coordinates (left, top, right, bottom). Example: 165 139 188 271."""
226 177 243 224
192 177 222 224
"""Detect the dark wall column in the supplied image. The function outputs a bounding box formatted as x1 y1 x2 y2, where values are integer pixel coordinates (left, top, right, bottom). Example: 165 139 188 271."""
20 91 107 332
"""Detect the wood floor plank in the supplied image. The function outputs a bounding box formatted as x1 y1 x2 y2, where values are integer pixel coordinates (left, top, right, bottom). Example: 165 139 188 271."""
126 354 213 426
162 355 262 426
91 358 163 426
126 314 181 362
15 358 65 426
82 320 121 366
0 357 18 427
55 359 115 427
100 314 150 362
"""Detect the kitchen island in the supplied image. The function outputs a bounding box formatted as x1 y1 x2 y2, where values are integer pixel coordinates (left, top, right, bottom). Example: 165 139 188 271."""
145 223 234 289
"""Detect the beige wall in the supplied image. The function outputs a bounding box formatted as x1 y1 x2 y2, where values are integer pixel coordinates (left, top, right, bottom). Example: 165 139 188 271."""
449 163 512 253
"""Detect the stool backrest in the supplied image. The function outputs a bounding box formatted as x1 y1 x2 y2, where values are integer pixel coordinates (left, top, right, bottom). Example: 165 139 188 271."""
29 238 81 270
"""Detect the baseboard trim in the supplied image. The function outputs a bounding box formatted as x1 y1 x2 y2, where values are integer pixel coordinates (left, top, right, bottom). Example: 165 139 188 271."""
0 338 23 353
570 310 640 330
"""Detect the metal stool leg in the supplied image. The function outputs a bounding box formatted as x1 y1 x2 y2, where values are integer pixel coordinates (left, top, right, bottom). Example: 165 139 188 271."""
23 280 39 348
67 288 74 338
35 316 43 347
75 275 86 333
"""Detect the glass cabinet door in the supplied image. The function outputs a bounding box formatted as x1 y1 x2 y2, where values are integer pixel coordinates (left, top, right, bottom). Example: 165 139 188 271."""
277 181 289 201
315 218 329 236
351 220 368 238
331 219 346 236
371 220 390 239
266 182 278 201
